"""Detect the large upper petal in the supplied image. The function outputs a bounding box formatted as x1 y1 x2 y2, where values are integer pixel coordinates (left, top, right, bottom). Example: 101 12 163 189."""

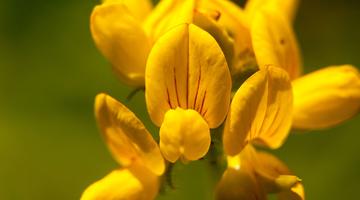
292 65 360 129
223 66 293 156
95 93 165 176
81 164 159 200
90 2 151 86
146 23 231 128
251 8 302 80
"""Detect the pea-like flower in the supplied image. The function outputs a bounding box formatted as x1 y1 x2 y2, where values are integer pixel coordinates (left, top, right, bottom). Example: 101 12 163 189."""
91 0 240 86
145 23 232 163
216 145 304 200
251 7 360 130
223 66 293 155
218 66 303 199
81 94 165 200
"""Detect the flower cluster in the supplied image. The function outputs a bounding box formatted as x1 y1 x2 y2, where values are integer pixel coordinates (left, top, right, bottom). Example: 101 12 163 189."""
82 0 360 199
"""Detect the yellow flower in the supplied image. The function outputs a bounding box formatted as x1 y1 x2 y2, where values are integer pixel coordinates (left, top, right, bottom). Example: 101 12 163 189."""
251 7 360 130
145 23 232 163
81 94 165 200
223 66 293 155
216 145 304 200
91 0 236 86
220 65 302 198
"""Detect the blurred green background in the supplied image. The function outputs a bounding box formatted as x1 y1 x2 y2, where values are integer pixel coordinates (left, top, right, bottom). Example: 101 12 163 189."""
0 0 359 199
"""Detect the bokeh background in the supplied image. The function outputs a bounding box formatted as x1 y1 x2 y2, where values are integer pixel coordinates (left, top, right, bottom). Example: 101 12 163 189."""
0 0 359 199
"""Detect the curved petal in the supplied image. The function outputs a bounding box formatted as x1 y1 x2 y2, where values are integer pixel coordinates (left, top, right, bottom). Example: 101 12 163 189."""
146 23 231 127
223 66 293 156
143 0 195 43
90 2 150 86
159 108 210 163
251 8 302 80
95 93 165 175
102 0 153 21
292 65 360 129
81 165 159 200
254 151 305 200
245 0 299 23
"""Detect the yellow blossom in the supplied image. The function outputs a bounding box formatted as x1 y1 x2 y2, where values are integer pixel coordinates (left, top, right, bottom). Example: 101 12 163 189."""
216 145 304 200
251 8 360 130
81 94 165 200
90 0 238 86
223 66 293 155
145 23 232 162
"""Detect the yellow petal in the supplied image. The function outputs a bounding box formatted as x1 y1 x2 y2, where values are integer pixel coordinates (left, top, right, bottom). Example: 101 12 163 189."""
81 165 159 200
245 0 299 23
95 93 165 175
145 23 231 127
159 108 210 162
254 151 305 200
292 65 360 129
251 8 302 80
215 157 266 200
143 0 195 43
102 0 153 21
223 66 293 156
90 2 150 86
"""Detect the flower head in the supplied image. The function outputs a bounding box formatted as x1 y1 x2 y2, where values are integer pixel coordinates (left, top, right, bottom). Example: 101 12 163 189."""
216 145 304 200
223 66 293 155
145 23 232 162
